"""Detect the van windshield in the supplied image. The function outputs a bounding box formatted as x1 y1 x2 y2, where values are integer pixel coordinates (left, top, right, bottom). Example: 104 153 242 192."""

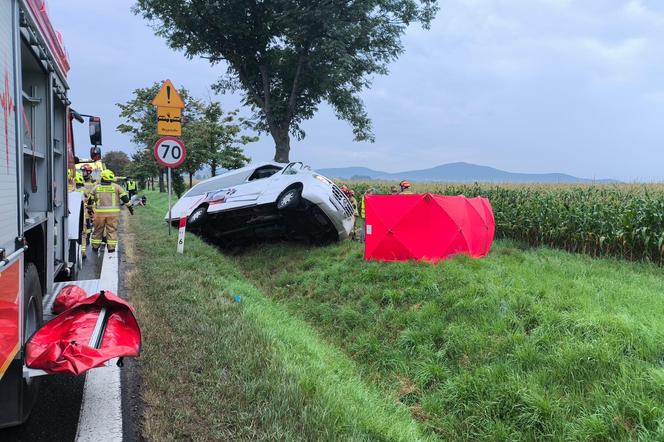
282 162 311 175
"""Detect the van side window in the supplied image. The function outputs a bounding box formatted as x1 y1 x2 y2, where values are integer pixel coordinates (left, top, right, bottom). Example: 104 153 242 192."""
248 165 282 181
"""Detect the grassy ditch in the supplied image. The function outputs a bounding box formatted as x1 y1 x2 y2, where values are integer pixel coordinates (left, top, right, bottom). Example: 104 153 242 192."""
126 192 431 441
232 230 664 439
129 190 664 440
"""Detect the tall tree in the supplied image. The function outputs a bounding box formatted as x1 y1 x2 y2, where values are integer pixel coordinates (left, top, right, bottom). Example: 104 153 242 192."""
133 0 438 163
103 150 131 176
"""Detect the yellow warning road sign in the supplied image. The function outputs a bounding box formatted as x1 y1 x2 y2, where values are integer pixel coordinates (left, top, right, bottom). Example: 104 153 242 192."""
157 107 182 136
152 80 185 109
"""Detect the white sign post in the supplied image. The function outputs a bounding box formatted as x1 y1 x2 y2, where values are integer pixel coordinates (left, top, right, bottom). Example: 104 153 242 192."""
177 214 187 253
154 136 186 236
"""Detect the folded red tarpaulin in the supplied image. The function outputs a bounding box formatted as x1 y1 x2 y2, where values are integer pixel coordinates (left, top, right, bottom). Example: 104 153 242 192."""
26 291 141 376
51 284 88 314
364 193 495 262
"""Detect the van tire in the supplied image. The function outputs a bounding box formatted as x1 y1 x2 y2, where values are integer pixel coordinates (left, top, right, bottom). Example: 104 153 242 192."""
188 206 208 227
277 188 301 211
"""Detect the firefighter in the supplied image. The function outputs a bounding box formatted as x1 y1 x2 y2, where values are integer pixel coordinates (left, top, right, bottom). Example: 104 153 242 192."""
341 186 359 240
81 163 96 186
75 172 85 189
74 172 91 257
399 180 414 194
88 169 133 253
358 188 376 242
81 163 97 249
390 186 399 195
126 177 137 199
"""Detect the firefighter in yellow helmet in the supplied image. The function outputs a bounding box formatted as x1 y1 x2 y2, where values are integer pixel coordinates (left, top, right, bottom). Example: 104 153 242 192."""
75 172 85 187
399 180 414 194
87 169 133 253
74 173 91 257
81 163 97 244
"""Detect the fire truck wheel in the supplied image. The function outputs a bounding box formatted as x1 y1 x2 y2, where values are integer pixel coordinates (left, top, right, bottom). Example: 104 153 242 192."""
21 263 43 421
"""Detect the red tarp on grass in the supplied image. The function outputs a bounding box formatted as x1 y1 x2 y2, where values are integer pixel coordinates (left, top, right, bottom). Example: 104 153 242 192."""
26 291 141 375
364 193 495 262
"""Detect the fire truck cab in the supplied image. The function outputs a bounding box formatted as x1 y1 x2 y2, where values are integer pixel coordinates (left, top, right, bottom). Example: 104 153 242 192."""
0 0 102 427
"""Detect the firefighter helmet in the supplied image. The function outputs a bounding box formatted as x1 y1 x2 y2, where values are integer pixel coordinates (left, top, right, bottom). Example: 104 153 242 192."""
101 169 115 182
399 180 411 189
81 163 93 176
75 172 84 185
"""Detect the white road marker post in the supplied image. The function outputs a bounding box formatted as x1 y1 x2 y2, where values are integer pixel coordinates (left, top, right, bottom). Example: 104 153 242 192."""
177 213 187 253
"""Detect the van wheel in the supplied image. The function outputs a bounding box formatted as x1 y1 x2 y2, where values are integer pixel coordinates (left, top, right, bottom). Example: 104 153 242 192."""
21 263 43 422
188 206 208 227
277 188 301 210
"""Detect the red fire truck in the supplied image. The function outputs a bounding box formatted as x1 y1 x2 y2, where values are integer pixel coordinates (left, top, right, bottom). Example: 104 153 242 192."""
0 0 105 427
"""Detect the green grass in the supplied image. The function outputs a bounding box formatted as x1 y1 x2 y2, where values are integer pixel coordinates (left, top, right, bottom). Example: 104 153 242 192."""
127 192 431 441
131 190 664 441
232 232 664 440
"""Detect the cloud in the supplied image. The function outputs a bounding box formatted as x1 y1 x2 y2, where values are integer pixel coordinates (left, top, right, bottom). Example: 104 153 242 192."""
48 0 664 181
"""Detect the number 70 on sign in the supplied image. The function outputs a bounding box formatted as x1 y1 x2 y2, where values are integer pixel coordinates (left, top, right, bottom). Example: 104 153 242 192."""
153 136 186 168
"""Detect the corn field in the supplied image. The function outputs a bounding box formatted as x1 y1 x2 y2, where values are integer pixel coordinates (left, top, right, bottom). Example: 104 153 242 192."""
345 181 664 263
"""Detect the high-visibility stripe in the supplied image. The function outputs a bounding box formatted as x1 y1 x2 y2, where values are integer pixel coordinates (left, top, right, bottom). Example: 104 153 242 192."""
91 239 103 245
96 208 120 213
107 240 118 245
0 342 20 380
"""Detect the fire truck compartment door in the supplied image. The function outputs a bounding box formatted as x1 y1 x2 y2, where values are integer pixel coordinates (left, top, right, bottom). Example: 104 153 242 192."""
25 291 141 376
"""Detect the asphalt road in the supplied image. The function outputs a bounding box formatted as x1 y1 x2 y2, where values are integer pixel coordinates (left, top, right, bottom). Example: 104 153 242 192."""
0 249 103 442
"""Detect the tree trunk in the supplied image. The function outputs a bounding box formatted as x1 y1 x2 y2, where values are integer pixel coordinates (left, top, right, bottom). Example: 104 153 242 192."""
188 172 193 188
272 127 291 163
159 169 165 192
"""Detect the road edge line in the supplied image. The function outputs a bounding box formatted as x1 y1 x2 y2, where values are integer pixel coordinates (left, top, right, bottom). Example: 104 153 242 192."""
75 249 123 442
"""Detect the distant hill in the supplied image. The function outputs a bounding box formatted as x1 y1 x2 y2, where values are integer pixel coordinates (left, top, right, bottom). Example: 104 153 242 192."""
318 162 617 183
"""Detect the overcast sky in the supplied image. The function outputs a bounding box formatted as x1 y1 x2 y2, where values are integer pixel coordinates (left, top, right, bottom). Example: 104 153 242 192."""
50 1 664 181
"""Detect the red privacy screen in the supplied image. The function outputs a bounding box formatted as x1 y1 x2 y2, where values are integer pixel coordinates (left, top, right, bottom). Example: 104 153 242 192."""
364 194 495 262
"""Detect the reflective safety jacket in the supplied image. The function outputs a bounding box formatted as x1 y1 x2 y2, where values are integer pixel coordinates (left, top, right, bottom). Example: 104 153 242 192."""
84 180 97 202
88 181 130 214
76 184 88 200
349 196 359 217
126 180 137 191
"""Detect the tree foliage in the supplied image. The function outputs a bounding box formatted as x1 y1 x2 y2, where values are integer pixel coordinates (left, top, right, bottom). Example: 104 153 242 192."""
133 0 438 162
103 150 131 176
190 103 256 177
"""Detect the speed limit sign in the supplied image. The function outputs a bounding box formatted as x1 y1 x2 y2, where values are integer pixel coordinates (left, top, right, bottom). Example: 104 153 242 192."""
154 136 186 168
